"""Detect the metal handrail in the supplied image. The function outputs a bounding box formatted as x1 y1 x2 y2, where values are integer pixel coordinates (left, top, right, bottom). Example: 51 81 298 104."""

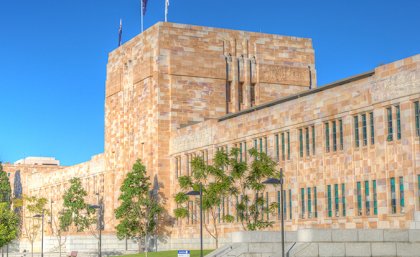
286 242 296 257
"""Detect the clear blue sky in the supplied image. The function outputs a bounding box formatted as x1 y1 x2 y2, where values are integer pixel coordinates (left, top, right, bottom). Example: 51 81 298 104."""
0 0 419 166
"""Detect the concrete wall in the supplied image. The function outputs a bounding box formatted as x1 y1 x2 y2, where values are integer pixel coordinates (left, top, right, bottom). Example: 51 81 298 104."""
207 229 420 257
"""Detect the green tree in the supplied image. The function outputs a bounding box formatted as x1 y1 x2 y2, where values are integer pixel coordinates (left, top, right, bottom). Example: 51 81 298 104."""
59 178 96 232
19 196 49 256
174 147 279 244
233 148 279 231
0 163 18 248
0 202 19 248
0 163 11 204
174 150 236 248
115 159 163 254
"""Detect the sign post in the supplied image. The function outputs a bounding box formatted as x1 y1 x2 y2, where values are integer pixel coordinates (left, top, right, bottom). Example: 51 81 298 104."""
178 250 191 257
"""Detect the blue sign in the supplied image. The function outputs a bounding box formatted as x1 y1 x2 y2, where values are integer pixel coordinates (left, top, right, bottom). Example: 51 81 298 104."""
178 250 190 257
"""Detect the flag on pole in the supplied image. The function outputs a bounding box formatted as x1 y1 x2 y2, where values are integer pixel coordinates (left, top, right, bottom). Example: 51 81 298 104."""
142 0 148 15
118 19 123 46
165 0 170 22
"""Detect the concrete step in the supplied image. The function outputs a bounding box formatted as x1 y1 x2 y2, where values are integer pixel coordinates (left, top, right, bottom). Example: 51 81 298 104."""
414 211 420 222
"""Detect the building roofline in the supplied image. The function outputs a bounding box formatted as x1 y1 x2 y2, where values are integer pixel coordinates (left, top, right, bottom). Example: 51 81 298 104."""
110 22 313 54
218 70 375 122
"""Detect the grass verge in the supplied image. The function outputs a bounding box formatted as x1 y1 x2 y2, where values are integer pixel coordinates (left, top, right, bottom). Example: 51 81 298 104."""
113 250 214 257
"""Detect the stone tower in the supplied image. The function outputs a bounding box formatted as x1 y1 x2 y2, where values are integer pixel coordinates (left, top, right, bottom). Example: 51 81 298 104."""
104 22 316 221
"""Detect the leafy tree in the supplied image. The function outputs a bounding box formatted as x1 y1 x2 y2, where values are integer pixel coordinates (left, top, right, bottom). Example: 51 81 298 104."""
0 164 18 248
18 196 49 256
174 150 236 248
232 148 279 231
59 177 96 232
174 147 279 246
0 202 19 248
50 207 67 257
0 163 11 204
115 159 163 254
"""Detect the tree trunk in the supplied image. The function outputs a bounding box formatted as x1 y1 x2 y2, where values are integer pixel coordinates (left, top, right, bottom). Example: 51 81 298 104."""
145 233 148 257
138 237 141 253
59 234 62 257
31 242 33 257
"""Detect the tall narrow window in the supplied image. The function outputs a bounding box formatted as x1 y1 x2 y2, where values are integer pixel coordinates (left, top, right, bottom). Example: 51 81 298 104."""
259 138 263 153
289 189 292 219
287 132 291 160
218 202 221 223
244 142 247 162
254 139 258 150
334 184 339 216
222 197 225 218
275 134 279 161
365 180 370 215
238 82 243 111
235 196 240 221
226 82 231 114
396 105 401 140
187 201 191 224
354 116 360 147
327 185 332 217
266 192 269 220
415 101 420 137
362 114 367 146
325 122 330 152
264 137 268 154
250 83 256 107
283 189 287 218
390 177 396 214
341 183 346 216
339 119 344 150
387 107 393 141
281 133 285 161
299 129 304 157
307 187 312 217
418 175 420 207
301 188 305 218
332 121 337 151
357 182 362 216
369 112 375 145
312 125 316 155
399 176 404 212
305 128 310 156
239 142 243 162
314 187 318 218
373 180 377 215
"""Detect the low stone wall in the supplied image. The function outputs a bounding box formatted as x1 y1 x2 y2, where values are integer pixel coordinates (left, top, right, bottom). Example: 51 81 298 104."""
207 229 420 257
3 234 224 257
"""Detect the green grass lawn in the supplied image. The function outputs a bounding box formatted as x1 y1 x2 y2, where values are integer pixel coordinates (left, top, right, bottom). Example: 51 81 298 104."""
113 250 214 257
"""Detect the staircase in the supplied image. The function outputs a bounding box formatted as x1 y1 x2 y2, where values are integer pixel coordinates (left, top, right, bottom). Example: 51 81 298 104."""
205 229 420 257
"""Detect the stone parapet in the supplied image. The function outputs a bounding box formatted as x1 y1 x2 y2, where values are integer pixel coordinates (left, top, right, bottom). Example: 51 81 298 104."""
206 229 420 257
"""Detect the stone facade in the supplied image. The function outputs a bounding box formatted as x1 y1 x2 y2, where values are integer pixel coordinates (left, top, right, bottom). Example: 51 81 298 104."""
2 22 420 253
171 53 420 240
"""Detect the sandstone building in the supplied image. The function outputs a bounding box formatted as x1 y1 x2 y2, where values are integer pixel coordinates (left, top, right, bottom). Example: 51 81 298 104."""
3 22 420 252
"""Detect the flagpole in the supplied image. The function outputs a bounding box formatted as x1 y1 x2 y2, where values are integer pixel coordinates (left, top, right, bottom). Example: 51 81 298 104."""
165 0 168 22
141 0 144 32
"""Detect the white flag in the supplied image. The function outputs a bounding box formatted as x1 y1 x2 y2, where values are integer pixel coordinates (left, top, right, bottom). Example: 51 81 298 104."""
165 0 170 22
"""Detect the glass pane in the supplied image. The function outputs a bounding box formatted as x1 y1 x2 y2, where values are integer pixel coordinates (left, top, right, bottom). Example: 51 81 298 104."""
354 116 359 147
370 112 375 145
387 107 393 141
